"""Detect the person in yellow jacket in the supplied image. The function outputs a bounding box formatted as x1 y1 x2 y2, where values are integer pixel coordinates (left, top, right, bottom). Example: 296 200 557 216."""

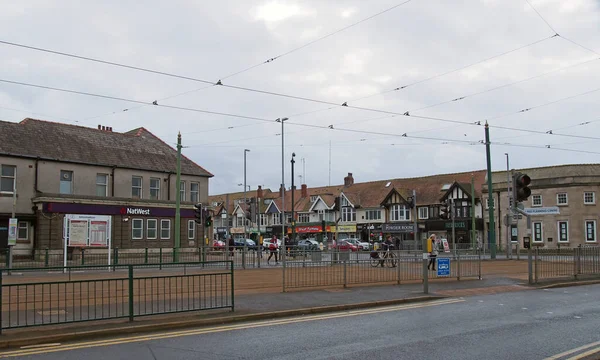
427 234 439 270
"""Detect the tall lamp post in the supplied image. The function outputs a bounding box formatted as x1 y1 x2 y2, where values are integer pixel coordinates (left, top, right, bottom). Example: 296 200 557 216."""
276 117 289 262
243 149 250 239
291 152 296 243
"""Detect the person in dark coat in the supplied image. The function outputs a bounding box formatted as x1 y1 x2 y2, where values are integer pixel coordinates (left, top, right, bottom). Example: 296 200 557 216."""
228 235 235 256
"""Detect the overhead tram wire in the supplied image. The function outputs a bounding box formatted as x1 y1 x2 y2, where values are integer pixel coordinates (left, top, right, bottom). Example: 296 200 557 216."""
494 117 600 141
1 0 414 122
5 77 600 144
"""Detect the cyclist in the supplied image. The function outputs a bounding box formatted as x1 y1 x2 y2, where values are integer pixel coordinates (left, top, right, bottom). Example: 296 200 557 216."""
379 235 395 267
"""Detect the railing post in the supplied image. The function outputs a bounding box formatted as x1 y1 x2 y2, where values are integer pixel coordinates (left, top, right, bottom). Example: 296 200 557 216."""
44 248 49 268
397 251 401 285
457 252 461 281
230 260 235 312
343 257 347 288
81 248 85 266
575 246 582 279
534 248 539 284
159 248 163 270
478 249 482 280
242 246 246 269
172 247 177 263
128 265 134 322
144 248 148 264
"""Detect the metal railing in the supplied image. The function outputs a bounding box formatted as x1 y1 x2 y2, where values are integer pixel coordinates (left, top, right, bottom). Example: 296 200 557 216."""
283 250 481 290
0 261 234 331
533 246 600 283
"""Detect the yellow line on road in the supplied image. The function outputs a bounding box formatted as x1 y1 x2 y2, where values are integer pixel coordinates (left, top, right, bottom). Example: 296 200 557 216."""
0 298 463 358
544 340 600 360
566 346 600 360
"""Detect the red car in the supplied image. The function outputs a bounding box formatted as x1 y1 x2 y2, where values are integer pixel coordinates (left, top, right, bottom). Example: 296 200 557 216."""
213 240 226 251
336 240 358 252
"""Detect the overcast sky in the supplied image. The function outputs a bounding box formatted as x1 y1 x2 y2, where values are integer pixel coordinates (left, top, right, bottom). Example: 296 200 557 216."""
1 0 599 195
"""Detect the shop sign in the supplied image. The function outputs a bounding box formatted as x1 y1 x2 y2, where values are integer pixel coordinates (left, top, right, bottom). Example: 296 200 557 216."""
230 227 245 234
63 214 112 247
44 202 196 218
216 227 227 234
382 223 415 233
445 221 467 229
330 225 357 233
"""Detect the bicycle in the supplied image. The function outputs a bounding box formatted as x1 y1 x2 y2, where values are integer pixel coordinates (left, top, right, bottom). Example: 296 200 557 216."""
370 247 397 268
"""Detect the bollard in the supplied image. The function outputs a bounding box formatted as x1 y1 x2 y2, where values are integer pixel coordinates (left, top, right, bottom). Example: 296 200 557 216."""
242 246 246 269
159 248 163 270
44 248 49 268
534 248 539 284
457 252 461 281
343 258 347 288
144 248 148 264
128 265 134 322
172 247 177 263
81 248 85 266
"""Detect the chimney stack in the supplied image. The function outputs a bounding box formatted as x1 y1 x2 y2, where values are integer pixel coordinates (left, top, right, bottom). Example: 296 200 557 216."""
344 172 354 187
257 185 263 199
301 184 308 198
98 125 101 130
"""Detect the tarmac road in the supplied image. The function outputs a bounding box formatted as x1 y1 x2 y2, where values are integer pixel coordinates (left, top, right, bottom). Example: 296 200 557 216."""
3 284 600 360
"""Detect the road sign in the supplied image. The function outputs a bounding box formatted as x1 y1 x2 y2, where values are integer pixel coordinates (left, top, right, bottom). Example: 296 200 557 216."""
7 218 17 246
437 258 450 277
524 207 560 215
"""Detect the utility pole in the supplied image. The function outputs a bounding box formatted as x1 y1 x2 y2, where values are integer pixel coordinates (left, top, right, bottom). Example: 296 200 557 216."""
174 132 182 262
471 174 476 251
505 153 511 259
277 117 288 266
412 189 418 253
485 122 496 259
244 149 250 239
451 197 456 256
291 153 296 243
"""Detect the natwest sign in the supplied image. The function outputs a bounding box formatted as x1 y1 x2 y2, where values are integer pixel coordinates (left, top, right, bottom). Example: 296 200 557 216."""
121 207 151 216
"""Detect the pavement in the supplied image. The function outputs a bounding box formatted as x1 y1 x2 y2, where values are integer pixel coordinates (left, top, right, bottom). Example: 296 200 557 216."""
3 283 600 359
0 259 596 351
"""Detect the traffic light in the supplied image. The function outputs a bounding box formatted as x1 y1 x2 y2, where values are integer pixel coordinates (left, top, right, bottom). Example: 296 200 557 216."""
439 203 449 220
205 214 213 228
513 172 532 203
194 203 203 224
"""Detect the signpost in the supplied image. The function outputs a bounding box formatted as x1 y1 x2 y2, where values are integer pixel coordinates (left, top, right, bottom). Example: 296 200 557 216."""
437 258 450 277
7 218 17 246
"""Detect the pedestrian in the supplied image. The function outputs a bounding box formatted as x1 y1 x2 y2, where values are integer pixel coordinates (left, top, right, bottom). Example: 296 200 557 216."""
267 235 279 264
228 235 235 257
427 234 438 270
380 235 395 267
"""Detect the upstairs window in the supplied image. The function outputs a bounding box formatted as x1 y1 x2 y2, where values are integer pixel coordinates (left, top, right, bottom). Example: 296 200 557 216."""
0 165 16 193
60 170 73 194
132 176 143 198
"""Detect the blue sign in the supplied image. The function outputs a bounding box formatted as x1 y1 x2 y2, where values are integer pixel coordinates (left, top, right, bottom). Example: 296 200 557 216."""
437 258 450 277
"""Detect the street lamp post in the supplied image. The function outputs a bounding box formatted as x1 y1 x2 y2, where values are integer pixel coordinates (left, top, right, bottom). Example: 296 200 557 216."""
291 152 296 243
276 118 289 260
244 149 250 239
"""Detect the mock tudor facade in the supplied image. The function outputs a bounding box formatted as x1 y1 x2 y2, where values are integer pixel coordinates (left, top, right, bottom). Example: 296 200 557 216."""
0 119 212 256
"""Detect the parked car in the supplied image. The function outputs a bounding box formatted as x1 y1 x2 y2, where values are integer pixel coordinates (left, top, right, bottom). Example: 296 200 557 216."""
336 240 358 252
234 238 257 250
346 239 369 251
297 239 320 251
263 238 282 251
212 240 226 251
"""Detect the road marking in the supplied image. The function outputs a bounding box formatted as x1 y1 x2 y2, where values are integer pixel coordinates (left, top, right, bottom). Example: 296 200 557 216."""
20 343 61 349
544 340 600 359
566 346 600 360
522 307 528 310
0 298 464 358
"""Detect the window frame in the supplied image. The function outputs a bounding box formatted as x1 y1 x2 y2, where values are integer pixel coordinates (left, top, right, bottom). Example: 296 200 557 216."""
533 221 543 243
17 221 28 240
365 210 381 221
584 192 596 205
146 219 158 240
418 207 429 220
298 213 310 223
96 173 108 197
390 204 410 222
132 176 143 199
531 195 542 207
260 214 267 226
150 177 161 200
190 182 199 203
179 180 186 202
556 193 568 206
0 164 16 194
557 221 569 243
585 220 597 242
341 207 356 223
160 219 171 240
60 170 74 195
132 219 144 240
188 220 195 240
272 213 281 225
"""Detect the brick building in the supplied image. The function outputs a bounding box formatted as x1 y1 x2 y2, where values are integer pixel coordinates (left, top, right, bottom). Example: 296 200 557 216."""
0 119 212 256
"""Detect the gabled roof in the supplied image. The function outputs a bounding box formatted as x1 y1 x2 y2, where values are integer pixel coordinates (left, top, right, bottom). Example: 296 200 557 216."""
440 182 475 202
308 195 333 211
0 119 212 177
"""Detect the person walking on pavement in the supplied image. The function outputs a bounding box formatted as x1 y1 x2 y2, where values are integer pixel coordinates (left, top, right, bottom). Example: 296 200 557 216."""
267 235 279 265
228 235 235 257
427 234 439 270
380 235 395 268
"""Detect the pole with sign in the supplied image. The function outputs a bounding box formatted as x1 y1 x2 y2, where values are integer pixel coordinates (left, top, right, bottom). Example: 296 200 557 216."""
8 178 17 272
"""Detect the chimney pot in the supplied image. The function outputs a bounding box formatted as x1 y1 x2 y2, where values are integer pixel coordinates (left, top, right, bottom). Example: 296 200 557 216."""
102 126 106 131
98 125 101 130
301 184 308 198
257 185 263 199
344 172 354 187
